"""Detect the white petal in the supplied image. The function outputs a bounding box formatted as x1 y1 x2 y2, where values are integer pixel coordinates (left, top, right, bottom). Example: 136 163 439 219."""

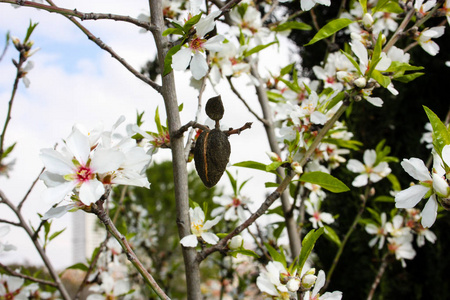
40 148 74 175
42 204 75 220
203 216 221 229
90 148 125 174
256 273 279 296
401 158 431 182
42 181 77 206
196 11 221 37
203 35 225 52
301 0 316 11
347 159 365 173
40 171 67 188
79 179 105 205
421 195 438 228
311 111 327 125
180 234 198 247
171 48 192 71
352 174 369 187
395 185 429 208
312 270 326 297
65 127 91 165
442 145 450 167
350 40 369 69
366 96 383 107
363 149 377 167
191 52 208 80
201 232 219 245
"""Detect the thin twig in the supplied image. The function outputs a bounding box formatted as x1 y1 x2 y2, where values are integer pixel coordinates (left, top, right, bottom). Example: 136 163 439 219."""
0 0 157 32
0 263 58 287
324 184 370 290
18 167 45 211
91 198 170 300
0 190 71 299
383 7 415 53
367 253 390 300
0 218 21 227
226 77 268 126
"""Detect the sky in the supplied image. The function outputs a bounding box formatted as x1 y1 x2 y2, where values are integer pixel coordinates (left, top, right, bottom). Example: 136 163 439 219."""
0 1 291 270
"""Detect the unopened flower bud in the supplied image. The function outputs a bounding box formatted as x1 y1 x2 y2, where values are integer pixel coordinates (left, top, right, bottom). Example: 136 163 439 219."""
301 274 317 290
350 32 362 41
291 161 303 174
286 278 301 292
432 173 450 198
229 235 243 250
354 77 367 88
266 151 282 162
380 34 387 45
362 13 374 28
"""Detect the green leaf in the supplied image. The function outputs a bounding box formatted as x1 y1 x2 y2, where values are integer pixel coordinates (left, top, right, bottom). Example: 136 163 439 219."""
423 106 450 158
341 50 362 75
387 173 401 191
1 142 16 159
264 243 287 267
216 233 229 239
360 0 368 14
299 171 350 193
386 61 424 73
163 43 183 76
154 107 163 134
326 91 346 111
305 19 353 46
373 0 403 13
24 21 38 44
280 63 295 76
49 228 66 242
66 263 89 272
163 27 184 36
271 21 312 32
371 70 391 88
244 41 277 57
323 225 341 247
183 13 202 32
374 195 395 202
393 72 424 83
297 227 324 272
234 161 268 172
230 249 260 258
226 170 238 196
266 161 284 172
265 182 278 188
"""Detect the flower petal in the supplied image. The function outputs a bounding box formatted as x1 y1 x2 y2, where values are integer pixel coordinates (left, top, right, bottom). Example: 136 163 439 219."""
180 234 198 247
201 232 219 245
42 181 77 206
395 185 429 208
171 48 192 71
421 195 438 228
79 179 105 205
401 158 431 182
40 148 74 175
191 52 208 80
65 127 91 165
90 148 125 174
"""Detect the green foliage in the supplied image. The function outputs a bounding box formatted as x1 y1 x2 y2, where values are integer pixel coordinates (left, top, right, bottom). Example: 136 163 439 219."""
424 106 450 163
305 18 353 46
299 171 350 193
296 227 324 273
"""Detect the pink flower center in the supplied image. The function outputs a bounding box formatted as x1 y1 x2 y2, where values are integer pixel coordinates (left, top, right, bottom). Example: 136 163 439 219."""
76 166 93 183
232 197 241 207
189 37 206 52
313 212 320 221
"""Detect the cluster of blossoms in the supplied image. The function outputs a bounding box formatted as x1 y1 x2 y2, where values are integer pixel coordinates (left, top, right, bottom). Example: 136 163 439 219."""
86 238 139 299
256 261 341 300
39 117 152 219
365 209 437 267
0 274 59 300
395 146 450 228
347 149 392 187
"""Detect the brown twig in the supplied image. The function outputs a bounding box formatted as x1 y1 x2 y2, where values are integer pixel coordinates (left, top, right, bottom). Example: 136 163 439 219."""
18 167 45 211
0 263 58 287
224 122 253 136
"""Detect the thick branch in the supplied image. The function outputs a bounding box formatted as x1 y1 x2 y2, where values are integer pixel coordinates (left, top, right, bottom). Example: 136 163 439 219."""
149 1 202 299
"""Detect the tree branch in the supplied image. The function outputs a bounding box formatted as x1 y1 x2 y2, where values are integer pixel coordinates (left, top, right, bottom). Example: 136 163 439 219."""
0 263 59 287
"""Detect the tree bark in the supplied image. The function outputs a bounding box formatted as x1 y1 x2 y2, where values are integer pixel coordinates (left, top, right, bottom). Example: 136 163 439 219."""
148 2 201 299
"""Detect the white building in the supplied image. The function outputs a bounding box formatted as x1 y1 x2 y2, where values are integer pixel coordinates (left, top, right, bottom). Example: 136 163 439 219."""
72 211 106 264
